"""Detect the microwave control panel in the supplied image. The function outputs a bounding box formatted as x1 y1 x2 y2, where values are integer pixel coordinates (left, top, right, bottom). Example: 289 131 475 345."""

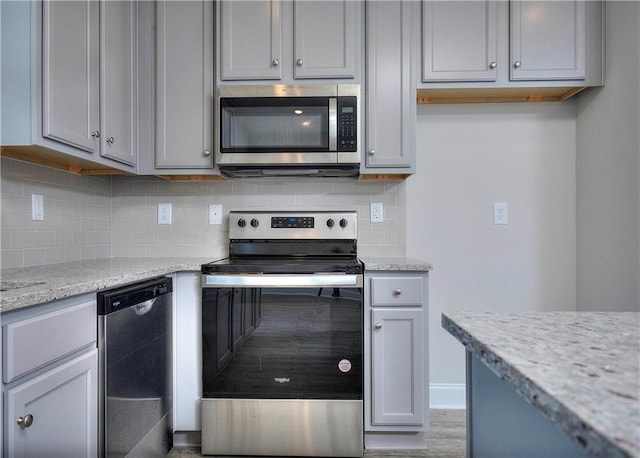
337 97 357 152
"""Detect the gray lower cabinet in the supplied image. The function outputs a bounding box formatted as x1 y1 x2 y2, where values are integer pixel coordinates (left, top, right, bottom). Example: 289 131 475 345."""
420 0 603 89
217 0 361 83
154 0 214 170
2 295 98 457
365 272 429 448
363 0 417 173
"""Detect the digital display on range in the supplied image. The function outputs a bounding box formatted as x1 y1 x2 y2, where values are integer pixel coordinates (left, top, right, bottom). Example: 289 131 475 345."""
271 216 315 228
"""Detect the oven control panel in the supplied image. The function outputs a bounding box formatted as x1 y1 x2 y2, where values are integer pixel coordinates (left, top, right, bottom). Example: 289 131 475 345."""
229 211 357 239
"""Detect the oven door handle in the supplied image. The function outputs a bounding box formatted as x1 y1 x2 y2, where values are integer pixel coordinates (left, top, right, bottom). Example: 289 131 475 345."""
202 274 363 288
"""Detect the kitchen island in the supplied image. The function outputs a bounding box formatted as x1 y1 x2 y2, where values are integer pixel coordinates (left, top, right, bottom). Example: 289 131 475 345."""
443 311 639 458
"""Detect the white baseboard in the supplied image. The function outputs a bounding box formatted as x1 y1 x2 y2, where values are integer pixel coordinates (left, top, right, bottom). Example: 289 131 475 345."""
429 383 466 409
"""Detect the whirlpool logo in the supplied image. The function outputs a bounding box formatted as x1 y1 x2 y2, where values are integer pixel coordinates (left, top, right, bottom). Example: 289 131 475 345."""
274 377 290 384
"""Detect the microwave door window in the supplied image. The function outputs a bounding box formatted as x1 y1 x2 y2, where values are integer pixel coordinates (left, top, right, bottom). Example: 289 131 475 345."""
221 98 329 152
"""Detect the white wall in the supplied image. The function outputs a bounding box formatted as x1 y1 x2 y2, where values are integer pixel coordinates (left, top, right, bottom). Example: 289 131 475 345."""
408 102 578 386
576 0 640 312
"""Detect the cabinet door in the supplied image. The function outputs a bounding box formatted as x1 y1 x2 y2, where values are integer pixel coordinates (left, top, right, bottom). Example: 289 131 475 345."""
5 350 98 458
422 0 498 82
100 0 137 166
371 308 424 425
510 0 586 80
42 0 100 153
365 0 415 169
156 0 214 168
293 0 356 79
219 0 282 80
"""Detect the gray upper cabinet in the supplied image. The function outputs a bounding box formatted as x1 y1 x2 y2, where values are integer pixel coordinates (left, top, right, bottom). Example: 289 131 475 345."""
155 0 214 169
364 0 416 173
217 0 361 83
510 0 586 81
419 0 603 93
219 0 282 80
42 0 100 153
422 1 498 82
0 0 138 173
100 0 138 166
293 0 357 79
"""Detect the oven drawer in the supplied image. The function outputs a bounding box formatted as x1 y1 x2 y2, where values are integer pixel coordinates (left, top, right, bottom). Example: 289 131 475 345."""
3 299 97 383
370 277 424 307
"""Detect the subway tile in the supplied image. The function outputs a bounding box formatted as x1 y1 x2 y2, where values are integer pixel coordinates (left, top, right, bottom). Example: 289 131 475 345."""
12 231 36 249
1 249 23 269
23 248 47 267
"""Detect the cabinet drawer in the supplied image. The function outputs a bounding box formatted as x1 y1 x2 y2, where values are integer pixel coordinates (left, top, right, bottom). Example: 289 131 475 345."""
370 277 423 306
3 300 97 383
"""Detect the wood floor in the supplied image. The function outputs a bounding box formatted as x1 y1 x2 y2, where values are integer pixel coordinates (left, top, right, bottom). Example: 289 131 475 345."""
168 409 466 458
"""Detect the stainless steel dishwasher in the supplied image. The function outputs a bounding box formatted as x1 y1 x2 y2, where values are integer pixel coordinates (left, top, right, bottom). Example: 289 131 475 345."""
97 277 173 457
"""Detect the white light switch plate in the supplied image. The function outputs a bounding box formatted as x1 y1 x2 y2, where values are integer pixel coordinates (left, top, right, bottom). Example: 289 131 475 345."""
32 194 44 221
209 205 222 225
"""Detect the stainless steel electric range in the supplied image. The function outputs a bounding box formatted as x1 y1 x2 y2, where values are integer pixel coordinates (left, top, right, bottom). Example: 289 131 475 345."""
201 210 364 457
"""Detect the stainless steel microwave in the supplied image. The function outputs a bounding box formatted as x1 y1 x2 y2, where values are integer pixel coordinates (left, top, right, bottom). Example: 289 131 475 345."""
215 84 360 178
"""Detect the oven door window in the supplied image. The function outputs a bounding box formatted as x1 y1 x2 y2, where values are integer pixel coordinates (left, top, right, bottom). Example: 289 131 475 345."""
220 97 330 153
202 286 362 400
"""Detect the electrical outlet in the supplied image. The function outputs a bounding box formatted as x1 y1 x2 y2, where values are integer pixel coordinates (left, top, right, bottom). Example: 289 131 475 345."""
32 194 44 221
493 202 508 225
370 202 384 223
209 204 223 225
158 203 172 224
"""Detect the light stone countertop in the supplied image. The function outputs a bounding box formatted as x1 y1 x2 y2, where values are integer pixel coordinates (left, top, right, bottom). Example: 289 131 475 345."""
442 311 640 458
360 256 432 272
1 256 431 313
0 257 212 313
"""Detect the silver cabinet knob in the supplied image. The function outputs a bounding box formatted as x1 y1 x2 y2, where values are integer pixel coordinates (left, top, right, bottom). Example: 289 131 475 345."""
272 58 279 66
106 137 114 144
17 414 33 428
374 323 382 330
296 58 303 66
368 148 376 156
91 131 100 138
489 61 497 69
393 288 402 296
513 61 521 69
204 150 211 156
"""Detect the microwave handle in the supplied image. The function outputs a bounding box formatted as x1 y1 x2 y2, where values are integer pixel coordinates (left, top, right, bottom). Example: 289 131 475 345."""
329 98 337 151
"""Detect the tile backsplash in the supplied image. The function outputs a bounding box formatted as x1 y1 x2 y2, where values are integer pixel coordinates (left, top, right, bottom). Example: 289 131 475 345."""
1 157 405 268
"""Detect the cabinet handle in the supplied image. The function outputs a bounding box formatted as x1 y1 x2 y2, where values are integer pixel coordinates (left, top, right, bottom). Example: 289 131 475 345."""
393 288 402 296
296 58 303 66
17 414 33 429
513 61 522 69
91 131 100 138
368 148 376 156
204 150 211 156
489 61 497 69
106 137 114 144
272 58 279 66
374 323 382 330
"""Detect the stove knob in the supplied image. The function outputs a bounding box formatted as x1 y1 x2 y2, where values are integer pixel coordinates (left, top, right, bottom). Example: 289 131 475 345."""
237 218 246 228
339 218 348 228
250 218 259 228
326 218 335 228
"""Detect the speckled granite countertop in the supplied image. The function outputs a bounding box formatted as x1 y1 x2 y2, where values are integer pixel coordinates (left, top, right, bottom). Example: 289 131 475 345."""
0 257 212 313
1 256 432 313
442 311 640 458
360 257 432 272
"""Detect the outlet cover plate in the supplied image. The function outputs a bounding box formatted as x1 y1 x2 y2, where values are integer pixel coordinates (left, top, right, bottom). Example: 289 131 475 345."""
32 194 44 221
158 203 172 224
370 202 384 223
493 202 508 225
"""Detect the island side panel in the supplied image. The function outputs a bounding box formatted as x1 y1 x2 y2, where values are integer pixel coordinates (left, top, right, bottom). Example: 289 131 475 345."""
466 352 587 458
